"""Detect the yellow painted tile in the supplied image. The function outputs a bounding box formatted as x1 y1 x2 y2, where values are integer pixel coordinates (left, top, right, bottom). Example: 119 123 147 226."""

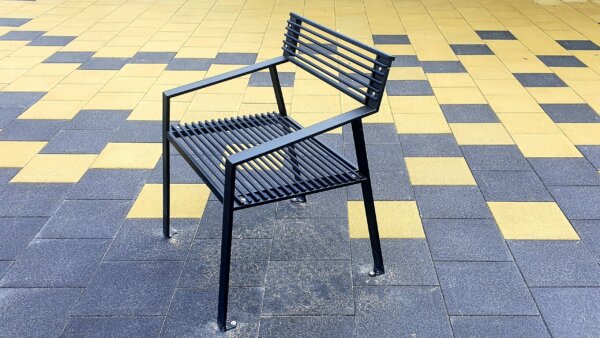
18 100 86 120
291 95 341 114
3 76 63 92
488 202 579 240
389 67 427 80
486 94 543 113
348 201 424 239
128 101 188 121
43 84 103 101
405 157 476 185
92 143 162 169
497 113 560 134
427 73 475 87
527 87 584 104
558 123 600 145
11 154 96 183
512 133 582 158
128 183 210 218
85 92 144 110
0 141 47 168
450 123 514 145
394 113 450 134
388 96 442 114
433 87 486 104
188 93 243 112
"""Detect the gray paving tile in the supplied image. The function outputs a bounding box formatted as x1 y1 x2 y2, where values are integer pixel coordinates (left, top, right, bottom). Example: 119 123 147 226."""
263 260 353 315
214 52 257 65
414 186 492 219
44 51 95 63
572 220 600 262
450 44 494 55
78 57 130 70
0 107 23 128
548 185 600 219
105 219 197 261
541 103 600 123
0 168 18 185
61 316 163 338
0 18 31 27
557 39 600 50
0 183 71 217
392 55 420 67
347 170 414 200
0 238 109 287
461 145 531 170
473 170 552 201
344 143 405 172
509 240 600 287
147 155 202 184
0 217 46 260
343 123 399 144
531 288 600 337
372 34 410 44
27 35 75 46
514 73 567 87
68 169 148 200
130 51 176 64
436 261 538 315
421 61 466 73
259 317 352 338
423 218 512 261
248 71 295 87
42 129 113 153
441 104 499 123
197 200 277 239
271 218 349 260
73 261 182 316
529 158 600 185
354 286 453 337
399 133 462 157
537 55 586 67
352 239 438 286
0 119 67 140
162 287 262 338
0 288 82 338
0 30 44 40
0 261 11 279
386 80 434 96
0 91 45 109
38 200 131 239
65 109 130 130
476 30 517 40
578 145 600 169
451 316 550 338
276 189 347 219
166 58 212 70
111 120 161 142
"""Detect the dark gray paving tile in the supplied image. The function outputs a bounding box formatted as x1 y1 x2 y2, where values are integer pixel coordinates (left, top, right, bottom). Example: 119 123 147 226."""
27 35 75 46
441 104 499 123
386 80 433 96
0 183 71 217
0 288 82 338
472 170 552 201
0 238 109 287
38 200 131 239
0 107 23 128
0 18 31 27
166 58 212 70
105 219 197 261
276 189 347 219
162 287 262 338
372 34 410 44
557 40 600 50
197 200 276 239
354 286 453 337
263 260 353 315
0 168 18 185
68 169 148 200
73 261 182 315
78 57 130 70
399 133 462 157
0 261 11 279
541 103 600 123
476 30 517 40
214 52 257 65
532 288 600 337
451 44 494 55
271 218 349 260
248 71 295 87
537 55 586 67
66 109 130 130
423 218 511 261
436 261 538 315
421 61 466 73
451 316 550 338
0 30 44 40
61 316 163 338
347 170 414 200
42 129 113 154
461 145 531 170
0 119 67 140
0 91 45 109
147 155 202 184
130 51 176 64
259 316 352 338
352 239 437 286
514 73 567 87
344 143 405 172
548 185 600 219
572 220 600 262
414 186 491 219
529 157 600 185
342 123 399 144
44 51 95 63
509 240 600 287
0 217 46 260
111 120 161 142
578 145 600 169
392 55 420 67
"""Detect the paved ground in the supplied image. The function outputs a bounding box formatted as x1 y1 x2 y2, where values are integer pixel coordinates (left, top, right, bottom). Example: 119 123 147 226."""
1 0 600 337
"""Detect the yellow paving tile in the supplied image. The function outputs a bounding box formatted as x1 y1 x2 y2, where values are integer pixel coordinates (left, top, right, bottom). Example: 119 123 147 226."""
18 100 86 120
101 77 156 93
497 113 560 134
405 157 476 185
92 143 162 169
450 123 514 145
388 67 427 80
128 183 210 218
348 201 424 239
433 87 486 104
11 154 96 183
512 133 583 158
427 73 475 87
128 101 189 121
291 95 341 114
188 93 243 112
486 94 543 113
43 84 103 101
294 79 340 96
118 64 166 77
3 76 63 92
488 202 579 240
527 87 584 104
62 70 117 85
0 141 47 168
25 63 80 77
558 123 600 145
85 92 144 110
394 113 450 134
388 96 442 114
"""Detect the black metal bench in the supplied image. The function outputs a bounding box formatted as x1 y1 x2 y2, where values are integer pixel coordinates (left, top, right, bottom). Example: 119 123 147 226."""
162 12 394 332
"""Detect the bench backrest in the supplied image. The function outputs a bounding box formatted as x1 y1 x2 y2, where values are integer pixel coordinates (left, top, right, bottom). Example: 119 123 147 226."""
282 13 395 110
